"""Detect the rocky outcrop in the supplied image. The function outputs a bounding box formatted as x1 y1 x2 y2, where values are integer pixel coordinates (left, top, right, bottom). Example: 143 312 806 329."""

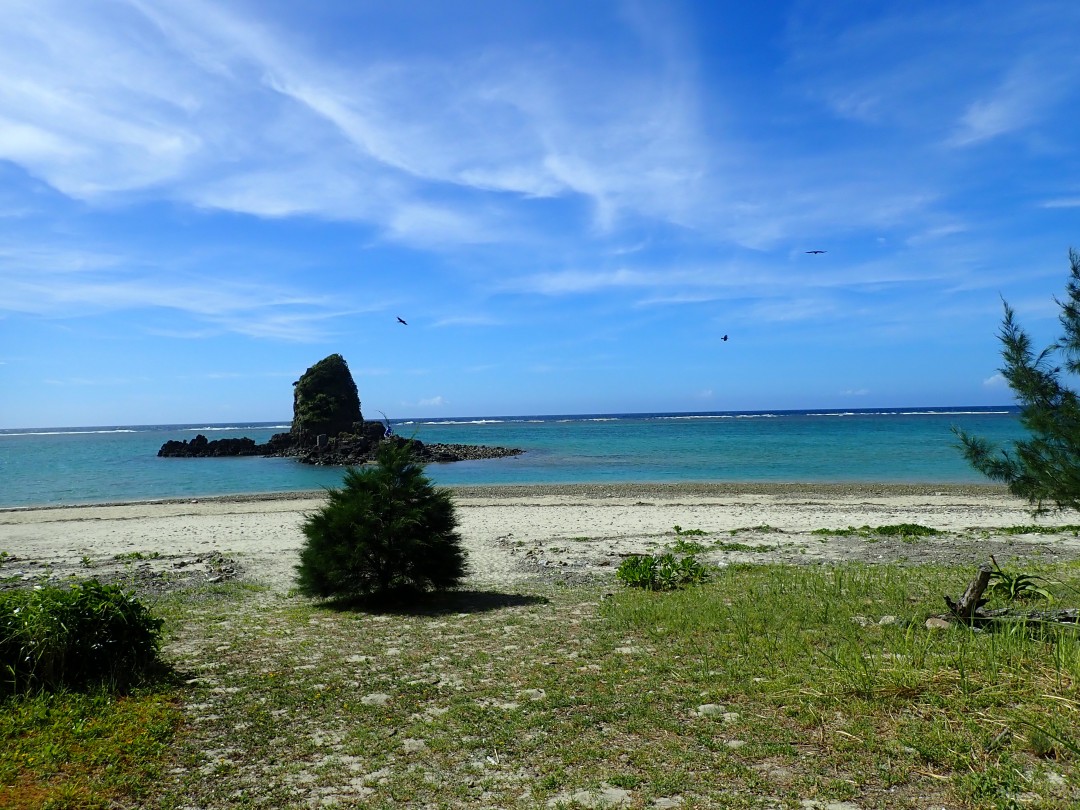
157 354 523 465
289 435 523 466
291 354 363 444
158 435 262 458
157 430 523 464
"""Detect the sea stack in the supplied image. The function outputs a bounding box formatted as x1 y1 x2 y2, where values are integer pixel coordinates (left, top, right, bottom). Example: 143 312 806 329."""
291 353 363 446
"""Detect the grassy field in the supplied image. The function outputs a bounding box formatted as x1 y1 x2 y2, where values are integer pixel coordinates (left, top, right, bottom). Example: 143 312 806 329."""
4 560 1080 809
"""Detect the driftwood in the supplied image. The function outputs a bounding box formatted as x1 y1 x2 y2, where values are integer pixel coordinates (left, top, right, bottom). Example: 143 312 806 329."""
938 560 1079 628
943 561 993 623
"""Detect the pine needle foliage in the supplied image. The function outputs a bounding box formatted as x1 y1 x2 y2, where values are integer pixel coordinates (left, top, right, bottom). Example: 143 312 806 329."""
956 249 1080 513
295 439 467 601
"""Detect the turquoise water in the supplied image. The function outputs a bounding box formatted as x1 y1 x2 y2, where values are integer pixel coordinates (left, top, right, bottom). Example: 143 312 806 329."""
0 407 1025 508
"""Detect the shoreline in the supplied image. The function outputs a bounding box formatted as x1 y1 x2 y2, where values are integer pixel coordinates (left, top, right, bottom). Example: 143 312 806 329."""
5 481 1075 598
0 480 1014 513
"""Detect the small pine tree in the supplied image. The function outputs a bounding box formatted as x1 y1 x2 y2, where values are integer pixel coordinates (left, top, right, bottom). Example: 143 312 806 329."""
956 249 1080 513
295 439 468 601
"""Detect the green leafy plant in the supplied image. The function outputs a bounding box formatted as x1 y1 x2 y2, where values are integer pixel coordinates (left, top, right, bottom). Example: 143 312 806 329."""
812 524 940 541
728 523 782 535
616 553 709 590
295 439 468 602
999 524 1080 535
113 551 161 561
672 525 708 536
0 580 165 694
987 558 1053 603
614 555 656 589
670 538 707 554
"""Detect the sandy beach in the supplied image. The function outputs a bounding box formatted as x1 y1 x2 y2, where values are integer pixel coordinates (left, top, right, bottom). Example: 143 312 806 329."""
4 483 1080 594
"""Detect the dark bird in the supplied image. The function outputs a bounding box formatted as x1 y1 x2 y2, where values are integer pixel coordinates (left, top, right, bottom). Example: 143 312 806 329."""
805 250 826 254
722 335 728 342
396 316 408 325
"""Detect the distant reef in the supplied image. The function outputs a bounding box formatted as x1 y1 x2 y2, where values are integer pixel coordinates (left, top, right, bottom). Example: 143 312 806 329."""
158 354 523 466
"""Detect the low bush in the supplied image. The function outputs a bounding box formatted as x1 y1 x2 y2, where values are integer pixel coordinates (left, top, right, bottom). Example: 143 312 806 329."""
616 553 709 590
296 439 468 602
0 579 164 694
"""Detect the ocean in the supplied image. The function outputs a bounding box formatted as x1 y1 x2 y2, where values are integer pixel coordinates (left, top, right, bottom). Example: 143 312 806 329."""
0 407 1025 508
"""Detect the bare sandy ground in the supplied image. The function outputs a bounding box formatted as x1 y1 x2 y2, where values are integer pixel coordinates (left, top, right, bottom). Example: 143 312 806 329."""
3 483 1080 594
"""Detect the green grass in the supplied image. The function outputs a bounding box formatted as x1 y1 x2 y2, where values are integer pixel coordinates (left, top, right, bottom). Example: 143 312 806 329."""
0 688 181 809
12 564 1080 808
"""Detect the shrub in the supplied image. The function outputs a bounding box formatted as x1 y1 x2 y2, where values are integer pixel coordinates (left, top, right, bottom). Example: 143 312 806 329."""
0 579 164 694
295 439 468 601
616 553 709 590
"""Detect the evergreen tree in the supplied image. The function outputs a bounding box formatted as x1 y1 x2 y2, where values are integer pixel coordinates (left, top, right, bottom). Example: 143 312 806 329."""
956 249 1080 513
295 439 468 601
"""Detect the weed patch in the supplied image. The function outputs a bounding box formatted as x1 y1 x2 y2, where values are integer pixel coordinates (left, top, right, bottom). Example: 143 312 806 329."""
616 554 709 590
812 524 943 542
0 688 180 809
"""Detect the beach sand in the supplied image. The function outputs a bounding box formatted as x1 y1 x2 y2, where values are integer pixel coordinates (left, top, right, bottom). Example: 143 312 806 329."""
4 483 1080 594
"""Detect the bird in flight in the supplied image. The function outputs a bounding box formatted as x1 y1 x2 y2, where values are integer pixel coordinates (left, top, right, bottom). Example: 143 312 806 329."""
805 250 826 255
396 316 408 325
722 335 729 342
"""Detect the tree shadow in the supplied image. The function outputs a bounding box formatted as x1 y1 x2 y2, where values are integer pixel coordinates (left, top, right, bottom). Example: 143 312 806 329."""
319 588 550 616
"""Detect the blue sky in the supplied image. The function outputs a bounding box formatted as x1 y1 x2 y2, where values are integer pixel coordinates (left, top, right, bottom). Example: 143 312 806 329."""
3 0 1079 428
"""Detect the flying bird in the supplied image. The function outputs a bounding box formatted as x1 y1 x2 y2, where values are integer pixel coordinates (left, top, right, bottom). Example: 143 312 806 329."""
396 317 408 325
722 335 728 342
805 250 826 255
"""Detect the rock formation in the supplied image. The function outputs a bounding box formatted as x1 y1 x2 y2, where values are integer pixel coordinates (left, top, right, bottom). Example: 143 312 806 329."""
158 354 523 465
290 354 362 445
158 435 261 458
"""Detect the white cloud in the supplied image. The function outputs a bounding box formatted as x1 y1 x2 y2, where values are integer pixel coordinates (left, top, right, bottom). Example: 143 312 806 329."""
983 373 1008 388
0 0 715 246
432 315 503 328
44 375 150 387
507 268 660 295
1041 197 1080 208
0 242 385 341
841 388 870 397
947 67 1049 147
904 223 968 246
414 396 448 408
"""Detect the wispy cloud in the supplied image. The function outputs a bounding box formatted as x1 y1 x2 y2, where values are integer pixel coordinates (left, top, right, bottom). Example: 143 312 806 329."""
0 242 378 341
431 315 503 328
947 60 1061 147
0 0 714 248
44 375 151 387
